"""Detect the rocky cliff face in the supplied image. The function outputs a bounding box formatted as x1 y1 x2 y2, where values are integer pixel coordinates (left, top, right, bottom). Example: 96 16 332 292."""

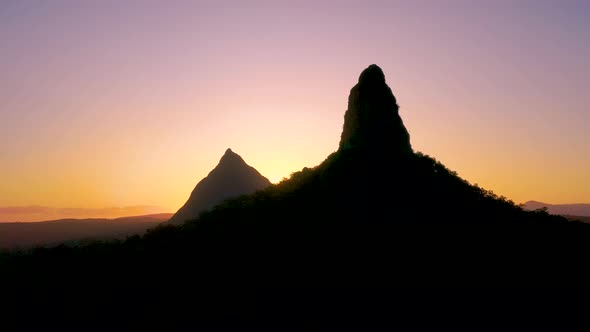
167 149 271 225
339 64 412 155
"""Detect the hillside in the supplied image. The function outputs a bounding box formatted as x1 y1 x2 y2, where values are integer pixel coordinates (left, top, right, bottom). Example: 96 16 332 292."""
2 64 589 326
0 213 171 250
564 215 590 223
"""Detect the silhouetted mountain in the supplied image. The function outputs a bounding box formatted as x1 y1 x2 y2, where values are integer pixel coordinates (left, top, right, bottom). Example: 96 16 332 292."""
0 213 171 250
167 148 271 224
2 65 588 327
524 200 590 217
340 64 412 154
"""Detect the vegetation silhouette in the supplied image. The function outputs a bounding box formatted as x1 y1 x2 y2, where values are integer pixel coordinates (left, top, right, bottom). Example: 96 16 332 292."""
2 64 589 326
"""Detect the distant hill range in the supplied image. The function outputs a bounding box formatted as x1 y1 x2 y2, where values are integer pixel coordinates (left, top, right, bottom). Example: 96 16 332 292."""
524 201 590 219
0 213 171 250
0 205 169 223
167 148 271 224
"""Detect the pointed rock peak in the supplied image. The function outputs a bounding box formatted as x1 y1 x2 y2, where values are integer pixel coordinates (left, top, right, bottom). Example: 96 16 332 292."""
358 64 386 85
339 64 412 154
218 147 245 166
167 148 272 225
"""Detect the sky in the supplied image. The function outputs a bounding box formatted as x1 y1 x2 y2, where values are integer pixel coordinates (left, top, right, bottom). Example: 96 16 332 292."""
1 0 589 221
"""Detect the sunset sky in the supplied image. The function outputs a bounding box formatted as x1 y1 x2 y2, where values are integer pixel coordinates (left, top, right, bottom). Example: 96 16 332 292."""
1 1 589 221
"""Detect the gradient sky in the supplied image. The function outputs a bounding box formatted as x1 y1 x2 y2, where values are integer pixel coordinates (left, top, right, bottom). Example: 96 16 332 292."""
1 0 589 220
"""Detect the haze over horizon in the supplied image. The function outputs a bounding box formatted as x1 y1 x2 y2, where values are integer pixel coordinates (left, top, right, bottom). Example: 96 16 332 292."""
2 0 589 218
0 205 170 223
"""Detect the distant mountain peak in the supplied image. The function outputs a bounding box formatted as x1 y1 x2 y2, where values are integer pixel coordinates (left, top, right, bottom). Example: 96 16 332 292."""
339 64 412 154
218 147 246 166
168 149 271 225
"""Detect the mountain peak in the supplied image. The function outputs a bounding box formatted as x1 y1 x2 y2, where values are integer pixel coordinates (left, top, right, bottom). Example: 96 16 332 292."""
219 147 244 165
167 148 271 224
358 64 386 85
339 64 412 154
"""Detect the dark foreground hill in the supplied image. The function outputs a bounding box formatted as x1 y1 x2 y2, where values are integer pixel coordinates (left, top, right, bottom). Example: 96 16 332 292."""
0 213 171 250
2 65 589 327
167 148 271 224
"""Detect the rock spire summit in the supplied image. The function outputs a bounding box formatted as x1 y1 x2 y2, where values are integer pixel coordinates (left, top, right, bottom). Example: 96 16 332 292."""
339 64 412 154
